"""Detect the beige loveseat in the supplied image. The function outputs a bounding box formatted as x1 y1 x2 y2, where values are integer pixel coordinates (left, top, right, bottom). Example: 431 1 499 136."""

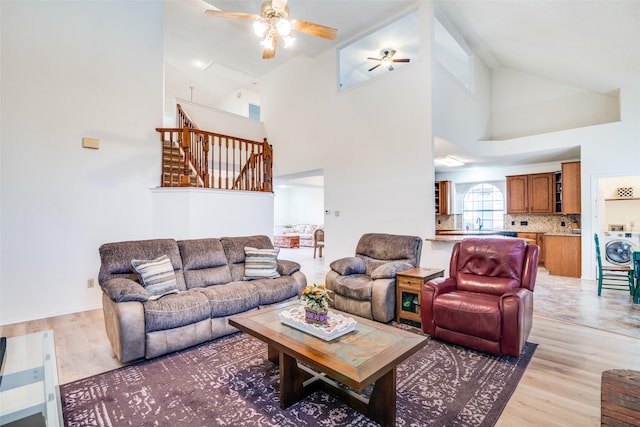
98 235 306 363
279 224 323 247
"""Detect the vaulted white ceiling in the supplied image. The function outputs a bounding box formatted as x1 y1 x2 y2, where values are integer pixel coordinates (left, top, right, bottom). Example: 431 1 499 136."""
165 0 640 172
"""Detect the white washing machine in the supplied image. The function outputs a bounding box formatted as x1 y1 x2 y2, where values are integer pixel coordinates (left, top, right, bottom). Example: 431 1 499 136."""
602 231 640 267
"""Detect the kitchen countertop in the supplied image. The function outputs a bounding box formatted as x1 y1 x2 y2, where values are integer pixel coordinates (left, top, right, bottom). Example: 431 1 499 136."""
435 230 504 236
427 235 536 243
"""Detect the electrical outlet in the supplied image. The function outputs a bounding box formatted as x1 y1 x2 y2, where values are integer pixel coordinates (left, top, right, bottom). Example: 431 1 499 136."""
561 221 566 227
520 221 528 226
87 278 95 288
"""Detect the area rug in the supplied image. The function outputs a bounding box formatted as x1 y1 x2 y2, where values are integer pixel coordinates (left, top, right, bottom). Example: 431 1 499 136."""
61 330 536 427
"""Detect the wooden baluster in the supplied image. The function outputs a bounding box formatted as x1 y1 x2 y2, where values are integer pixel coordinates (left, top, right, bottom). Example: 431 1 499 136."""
203 134 210 188
225 137 229 189
181 126 191 186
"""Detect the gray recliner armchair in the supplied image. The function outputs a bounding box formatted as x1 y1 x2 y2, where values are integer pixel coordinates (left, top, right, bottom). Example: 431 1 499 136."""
325 233 423 322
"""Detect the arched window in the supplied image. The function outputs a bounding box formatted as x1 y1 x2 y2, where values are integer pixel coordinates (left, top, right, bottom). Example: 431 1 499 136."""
463 183 504 231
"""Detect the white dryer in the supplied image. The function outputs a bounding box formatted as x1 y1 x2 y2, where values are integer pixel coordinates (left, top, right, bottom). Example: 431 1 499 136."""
602 231 640 267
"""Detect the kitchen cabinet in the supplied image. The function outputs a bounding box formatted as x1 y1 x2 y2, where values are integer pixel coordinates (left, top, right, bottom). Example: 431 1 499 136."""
506 173 555 214
561 161 581 214
435 180 452 215
544 235 581 277
517 232 544 264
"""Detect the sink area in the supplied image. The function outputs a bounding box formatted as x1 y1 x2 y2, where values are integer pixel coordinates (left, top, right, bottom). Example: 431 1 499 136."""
435 229 504 236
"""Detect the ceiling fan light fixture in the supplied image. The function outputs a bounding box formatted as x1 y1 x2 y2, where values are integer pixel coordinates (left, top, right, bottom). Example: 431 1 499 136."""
253 19 268 37
276 18 291 36
260 34 274 50
283 35 295 48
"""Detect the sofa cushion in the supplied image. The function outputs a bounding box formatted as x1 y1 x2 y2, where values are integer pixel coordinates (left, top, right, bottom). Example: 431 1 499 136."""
131 255 179 300
355 233 422 271
178 238 233 289
433 291 501 341
243 247 280 280
250 276 303 305
195 282 260 317
332 274 373 301
143 291 211 332
222 235 276 281
98 238 187 291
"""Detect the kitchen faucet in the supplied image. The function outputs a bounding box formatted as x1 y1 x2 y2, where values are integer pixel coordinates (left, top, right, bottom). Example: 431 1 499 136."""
476 217 483 230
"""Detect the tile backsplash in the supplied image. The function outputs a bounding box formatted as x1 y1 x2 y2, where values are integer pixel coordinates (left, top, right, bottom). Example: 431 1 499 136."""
436 214 581 233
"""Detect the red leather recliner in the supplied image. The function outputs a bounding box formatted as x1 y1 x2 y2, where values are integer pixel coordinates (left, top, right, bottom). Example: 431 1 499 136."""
421 238 539 357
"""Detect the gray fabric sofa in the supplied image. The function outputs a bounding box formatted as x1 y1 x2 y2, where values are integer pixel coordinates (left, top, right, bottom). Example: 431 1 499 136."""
325 233 423 323
98 235 306 363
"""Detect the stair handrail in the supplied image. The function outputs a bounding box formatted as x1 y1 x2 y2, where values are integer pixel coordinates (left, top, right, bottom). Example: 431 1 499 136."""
156 127 273 192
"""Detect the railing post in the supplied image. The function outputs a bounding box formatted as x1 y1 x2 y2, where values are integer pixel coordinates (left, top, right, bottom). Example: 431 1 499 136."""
181 125 191 186
263 138 273 192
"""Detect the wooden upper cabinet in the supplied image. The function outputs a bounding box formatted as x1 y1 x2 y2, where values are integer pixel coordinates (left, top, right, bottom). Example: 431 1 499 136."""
528 173 554 213
506 173 554 214
435 181 452 215
506 175 529 214
561 161 581 214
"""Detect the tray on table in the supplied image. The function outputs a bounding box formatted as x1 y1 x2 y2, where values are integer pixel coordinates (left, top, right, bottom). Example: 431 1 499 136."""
279 306 357 341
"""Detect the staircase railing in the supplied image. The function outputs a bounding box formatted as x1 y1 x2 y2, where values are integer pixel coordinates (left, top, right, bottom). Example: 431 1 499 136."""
156 126 273 192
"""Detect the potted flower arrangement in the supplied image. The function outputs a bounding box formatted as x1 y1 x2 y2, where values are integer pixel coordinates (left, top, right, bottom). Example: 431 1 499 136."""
300 284 333 324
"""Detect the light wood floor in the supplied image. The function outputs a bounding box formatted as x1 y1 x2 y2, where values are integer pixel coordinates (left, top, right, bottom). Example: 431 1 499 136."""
2 247 639 426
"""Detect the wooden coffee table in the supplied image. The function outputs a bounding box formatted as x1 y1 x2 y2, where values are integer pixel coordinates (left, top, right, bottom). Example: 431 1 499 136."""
229 301 427 426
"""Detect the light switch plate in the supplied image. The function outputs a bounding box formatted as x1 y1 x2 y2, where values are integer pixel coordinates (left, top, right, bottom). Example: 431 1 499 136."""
82 137 100 149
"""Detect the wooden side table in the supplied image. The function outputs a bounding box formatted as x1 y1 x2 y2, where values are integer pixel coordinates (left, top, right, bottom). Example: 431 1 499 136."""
274 235 300 248
396 267 444 324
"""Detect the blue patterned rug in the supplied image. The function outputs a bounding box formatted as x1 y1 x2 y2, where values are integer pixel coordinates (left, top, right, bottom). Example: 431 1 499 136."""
61 327 536 426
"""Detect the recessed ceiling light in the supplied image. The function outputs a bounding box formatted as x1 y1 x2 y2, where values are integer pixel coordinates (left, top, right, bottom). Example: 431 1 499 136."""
434 156 465 167
192 60 205 68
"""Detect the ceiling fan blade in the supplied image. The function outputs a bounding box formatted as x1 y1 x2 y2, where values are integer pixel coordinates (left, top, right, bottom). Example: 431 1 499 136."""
367 57 382 61
291 19 338 40
263 34 277 59
393 58 411 63
204 10 259 20
368 64 382 72
387 49 397 58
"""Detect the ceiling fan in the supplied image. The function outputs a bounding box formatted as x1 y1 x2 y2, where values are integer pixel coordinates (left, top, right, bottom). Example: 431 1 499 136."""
367 49 410 72
205 0 338 60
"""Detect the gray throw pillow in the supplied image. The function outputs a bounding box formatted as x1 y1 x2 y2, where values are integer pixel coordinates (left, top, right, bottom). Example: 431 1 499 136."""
244 247 281 280
330 257 366 275
131 255 179 300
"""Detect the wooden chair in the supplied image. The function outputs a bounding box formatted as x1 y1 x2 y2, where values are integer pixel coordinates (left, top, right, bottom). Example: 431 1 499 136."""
313 229 324 258
594 233 633 296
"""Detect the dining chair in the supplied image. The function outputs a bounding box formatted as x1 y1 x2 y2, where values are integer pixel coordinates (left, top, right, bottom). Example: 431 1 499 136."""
594 233 634 296
313 228 324 259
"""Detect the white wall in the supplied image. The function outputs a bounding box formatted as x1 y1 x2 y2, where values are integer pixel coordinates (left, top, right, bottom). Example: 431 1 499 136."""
262 3 434 264
432 55 492 149
174 99 267 142
0 1 164 324
151 188 274 239
273 186 324 226
491 69 620 140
